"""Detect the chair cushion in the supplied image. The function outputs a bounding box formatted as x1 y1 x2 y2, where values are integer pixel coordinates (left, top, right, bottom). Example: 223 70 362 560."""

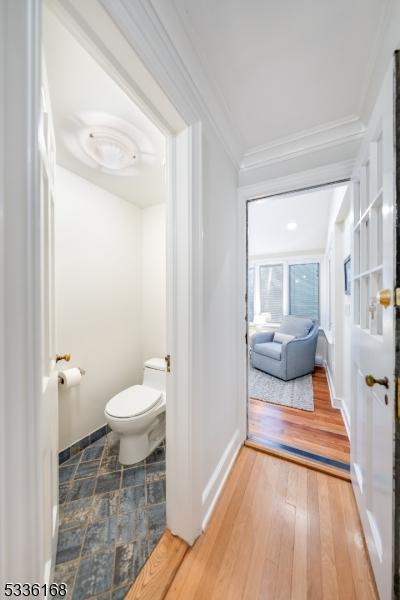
278 316 313 338
254 341 282 361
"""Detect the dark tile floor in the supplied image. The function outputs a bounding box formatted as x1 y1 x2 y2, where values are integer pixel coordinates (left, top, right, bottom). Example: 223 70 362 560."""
53 432 166 600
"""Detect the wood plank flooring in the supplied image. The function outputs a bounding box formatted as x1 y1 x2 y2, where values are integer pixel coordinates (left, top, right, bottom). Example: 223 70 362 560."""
248 367 350 464
166 447 377 600
126 529 188 600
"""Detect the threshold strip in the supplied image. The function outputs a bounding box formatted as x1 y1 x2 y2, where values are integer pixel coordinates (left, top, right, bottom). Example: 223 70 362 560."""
248 435 350 472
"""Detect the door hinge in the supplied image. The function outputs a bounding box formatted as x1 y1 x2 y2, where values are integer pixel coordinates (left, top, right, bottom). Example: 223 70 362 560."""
164 354 171 373
245 332 248 345
395 288 400 307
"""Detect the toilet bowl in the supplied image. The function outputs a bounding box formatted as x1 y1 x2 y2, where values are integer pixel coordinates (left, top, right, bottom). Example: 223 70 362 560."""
104 358 166 465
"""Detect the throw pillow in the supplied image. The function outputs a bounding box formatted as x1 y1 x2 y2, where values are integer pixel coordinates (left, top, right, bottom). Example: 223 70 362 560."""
274 332 295 345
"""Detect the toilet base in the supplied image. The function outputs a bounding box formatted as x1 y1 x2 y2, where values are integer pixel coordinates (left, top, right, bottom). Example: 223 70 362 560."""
118 414 165 465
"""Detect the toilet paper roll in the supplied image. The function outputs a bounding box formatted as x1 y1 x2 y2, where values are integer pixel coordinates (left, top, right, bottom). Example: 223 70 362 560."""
59 367 82 389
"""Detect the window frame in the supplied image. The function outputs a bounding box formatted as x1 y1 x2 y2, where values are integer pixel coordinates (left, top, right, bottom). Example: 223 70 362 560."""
249 255 325 327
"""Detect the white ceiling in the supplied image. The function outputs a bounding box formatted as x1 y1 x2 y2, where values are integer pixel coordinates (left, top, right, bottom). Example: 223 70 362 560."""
248 185 347 257
173 0 389 151
43 9 166 207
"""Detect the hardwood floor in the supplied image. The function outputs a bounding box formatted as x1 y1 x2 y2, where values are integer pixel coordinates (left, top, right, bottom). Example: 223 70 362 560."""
126 529 188 600
166 447 377 600
248 367 350 464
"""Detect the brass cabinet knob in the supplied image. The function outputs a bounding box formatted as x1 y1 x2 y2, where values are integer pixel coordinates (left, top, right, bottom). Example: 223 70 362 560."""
377 288 391 309
365 374 389 389
56 353 71 363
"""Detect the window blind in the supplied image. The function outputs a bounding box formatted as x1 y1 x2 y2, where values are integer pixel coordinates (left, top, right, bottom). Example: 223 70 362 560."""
248 267 255 323
289 263 319 322
259 264 283 323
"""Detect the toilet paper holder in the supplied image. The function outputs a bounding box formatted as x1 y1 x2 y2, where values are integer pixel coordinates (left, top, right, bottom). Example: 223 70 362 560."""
58 368 86 384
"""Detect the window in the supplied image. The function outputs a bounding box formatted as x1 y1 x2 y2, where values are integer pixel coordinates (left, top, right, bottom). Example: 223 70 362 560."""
289 263 319 322
259 264 283 323
248 267 255 322
247 259 321 326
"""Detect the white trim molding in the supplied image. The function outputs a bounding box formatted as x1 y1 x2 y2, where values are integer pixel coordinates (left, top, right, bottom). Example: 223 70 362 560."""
0 0 45 585
241 116 365 172
166 123 204 544
324 362 342 410
239 159 354 202
324 362 351 441
201 429 242 530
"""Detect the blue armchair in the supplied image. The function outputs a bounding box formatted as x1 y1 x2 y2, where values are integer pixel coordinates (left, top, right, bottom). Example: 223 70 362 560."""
250 316 319 381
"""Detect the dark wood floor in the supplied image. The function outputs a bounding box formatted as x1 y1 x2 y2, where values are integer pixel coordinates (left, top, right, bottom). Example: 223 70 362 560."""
248 367 350 464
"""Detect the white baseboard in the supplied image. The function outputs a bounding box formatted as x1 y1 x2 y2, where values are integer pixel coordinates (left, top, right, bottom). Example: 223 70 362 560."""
324 362 341 409
201 429 242 530
341 401 351 441
323 362 351 441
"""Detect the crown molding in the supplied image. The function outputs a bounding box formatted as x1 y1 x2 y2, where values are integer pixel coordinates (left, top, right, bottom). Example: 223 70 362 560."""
240 116 365 172
239 159 354 201
100 0 243 167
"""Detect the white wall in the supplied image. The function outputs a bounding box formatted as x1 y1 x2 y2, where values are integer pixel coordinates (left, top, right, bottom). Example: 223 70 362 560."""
323 187 352 428
141 203 166 362
201 126 240 522
341 211 352 427
56 167 157 450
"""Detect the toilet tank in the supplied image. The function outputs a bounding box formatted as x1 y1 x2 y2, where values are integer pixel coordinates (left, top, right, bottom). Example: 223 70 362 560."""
143 358 166 392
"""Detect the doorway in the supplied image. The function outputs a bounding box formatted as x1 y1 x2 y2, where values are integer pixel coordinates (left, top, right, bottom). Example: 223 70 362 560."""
42 6 169 595
245 183 351 474
0 0 203 588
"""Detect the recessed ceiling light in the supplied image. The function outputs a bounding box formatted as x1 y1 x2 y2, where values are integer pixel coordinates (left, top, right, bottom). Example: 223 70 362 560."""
286 222 297 230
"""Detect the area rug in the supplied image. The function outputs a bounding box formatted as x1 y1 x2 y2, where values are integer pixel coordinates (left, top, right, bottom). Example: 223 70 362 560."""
249 366 314 411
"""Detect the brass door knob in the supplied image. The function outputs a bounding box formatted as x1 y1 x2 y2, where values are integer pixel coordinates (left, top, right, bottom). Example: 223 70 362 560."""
377 288 391 309
56 353 71 363
365 374 389 389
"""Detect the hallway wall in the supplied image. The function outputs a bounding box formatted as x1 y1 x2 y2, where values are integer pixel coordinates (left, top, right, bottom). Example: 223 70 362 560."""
324 188 352 432
201 126 240 523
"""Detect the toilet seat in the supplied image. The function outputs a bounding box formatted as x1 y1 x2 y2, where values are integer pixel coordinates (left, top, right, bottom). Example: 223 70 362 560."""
105 385 161 419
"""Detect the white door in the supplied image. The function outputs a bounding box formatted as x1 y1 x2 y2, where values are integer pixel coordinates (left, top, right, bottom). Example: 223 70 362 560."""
38 62 59 584
351 61 395 599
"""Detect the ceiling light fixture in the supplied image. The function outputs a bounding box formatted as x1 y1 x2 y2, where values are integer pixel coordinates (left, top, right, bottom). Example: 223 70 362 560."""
286 222 298 230
80 126 138 172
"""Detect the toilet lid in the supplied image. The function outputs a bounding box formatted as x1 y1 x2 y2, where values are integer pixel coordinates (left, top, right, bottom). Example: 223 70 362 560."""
105 385 162 418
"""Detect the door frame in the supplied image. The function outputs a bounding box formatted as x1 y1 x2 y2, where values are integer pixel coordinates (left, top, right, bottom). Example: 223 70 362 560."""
237 160 357 444
393 49 400 598
0 0 203 583
0 0 44 585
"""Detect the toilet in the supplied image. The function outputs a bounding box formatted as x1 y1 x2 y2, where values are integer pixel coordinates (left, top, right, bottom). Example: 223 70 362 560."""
104 358 166 465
